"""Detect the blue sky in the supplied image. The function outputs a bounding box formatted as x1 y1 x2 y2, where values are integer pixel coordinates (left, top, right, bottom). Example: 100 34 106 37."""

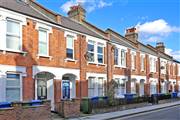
36 0 180 60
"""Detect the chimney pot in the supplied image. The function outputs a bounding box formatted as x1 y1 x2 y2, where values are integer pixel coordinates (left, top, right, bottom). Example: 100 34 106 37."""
68 4 86 22
156 42 165 52
125 27 138 43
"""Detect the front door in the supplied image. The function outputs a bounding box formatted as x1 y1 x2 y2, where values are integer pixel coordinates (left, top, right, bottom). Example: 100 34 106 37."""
62 80 70 99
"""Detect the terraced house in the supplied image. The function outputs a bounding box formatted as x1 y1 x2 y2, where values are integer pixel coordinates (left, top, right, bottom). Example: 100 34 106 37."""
0 0 180 112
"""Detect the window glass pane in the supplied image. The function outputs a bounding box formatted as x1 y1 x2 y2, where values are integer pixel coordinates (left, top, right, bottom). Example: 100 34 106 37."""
66 48 73 59
39 30 48 55
88 44 94 52
98 46 103 53
6 74 20 86
88 77 95 98
121 50 126 66
7 74 20 79
6 36 21 50
67 36 73 49
39 30 47 42
87 53 94 62
114 48 119 65
6 88 20 102
7 20 20 36
98 55 103 63
39 42 47 55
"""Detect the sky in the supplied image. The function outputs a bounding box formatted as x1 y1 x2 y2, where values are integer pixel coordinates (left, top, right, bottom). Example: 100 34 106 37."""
36 0 180 61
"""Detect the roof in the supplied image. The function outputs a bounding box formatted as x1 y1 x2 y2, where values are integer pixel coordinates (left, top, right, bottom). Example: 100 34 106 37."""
0 0 103 39
106 29 136 49
0 0 53 22
139 43 157 56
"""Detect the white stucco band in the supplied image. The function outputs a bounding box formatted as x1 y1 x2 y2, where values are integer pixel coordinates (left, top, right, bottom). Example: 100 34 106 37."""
169 79 176 84
0 64 26 76
131 75 147 83
86 72 107 79
32 65 80 80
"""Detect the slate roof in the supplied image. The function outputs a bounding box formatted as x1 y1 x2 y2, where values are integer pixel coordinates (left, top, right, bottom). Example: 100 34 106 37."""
0 0 103 39
110 34 135 49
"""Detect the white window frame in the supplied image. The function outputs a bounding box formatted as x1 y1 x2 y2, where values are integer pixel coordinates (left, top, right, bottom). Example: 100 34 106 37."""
140 55 145 71
98 77 105 96
150 56 157 73
131 52 136 70
38 28 49 56
97 43 104 64
88 77 95 98
160 59 167 74
121 49 126 67
35 23 52 58
131 79 136 94
114 47 119 65
87 40 95 63
115 78 126 98
6 73 22 102
87 40 105 64
66 35 75 60
6 18 22 51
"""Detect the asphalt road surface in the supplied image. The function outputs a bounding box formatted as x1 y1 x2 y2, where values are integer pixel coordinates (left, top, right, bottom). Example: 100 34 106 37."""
114 105 180 120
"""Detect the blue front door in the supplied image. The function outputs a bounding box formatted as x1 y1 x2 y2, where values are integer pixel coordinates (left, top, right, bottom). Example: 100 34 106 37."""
62 80 70 99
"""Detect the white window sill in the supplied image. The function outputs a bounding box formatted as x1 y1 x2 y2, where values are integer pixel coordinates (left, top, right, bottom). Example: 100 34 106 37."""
37 54 52 60
87 62 106 67
97 63 106 67
64 58 78 63
87 62 97 65
114 65 126 69
0 49 27 56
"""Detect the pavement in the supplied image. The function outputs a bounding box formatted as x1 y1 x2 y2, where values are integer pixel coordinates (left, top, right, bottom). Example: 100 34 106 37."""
114 105 180 120
69 100 180 120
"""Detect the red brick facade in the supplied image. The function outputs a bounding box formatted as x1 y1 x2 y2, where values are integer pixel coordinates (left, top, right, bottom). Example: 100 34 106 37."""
0 0 180 112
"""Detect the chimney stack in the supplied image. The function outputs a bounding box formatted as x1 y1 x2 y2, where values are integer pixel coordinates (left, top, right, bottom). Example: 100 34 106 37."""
125 27 138 43
156 42 165 53
68 4 86 22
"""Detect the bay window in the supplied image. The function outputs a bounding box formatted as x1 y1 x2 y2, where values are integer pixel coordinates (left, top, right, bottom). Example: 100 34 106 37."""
6 19 21 51
38 28 48 56
98 77 105 96
6 73 21 102
131 79 136 94
66 35 74 59
88 77 95 98
115 78 126 98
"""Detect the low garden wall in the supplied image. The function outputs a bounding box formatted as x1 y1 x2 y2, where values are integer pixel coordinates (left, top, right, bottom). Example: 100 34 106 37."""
55 98 80 118
0 100 51 120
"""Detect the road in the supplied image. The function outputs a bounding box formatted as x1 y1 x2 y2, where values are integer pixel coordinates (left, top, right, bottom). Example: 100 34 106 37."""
114 105 180 120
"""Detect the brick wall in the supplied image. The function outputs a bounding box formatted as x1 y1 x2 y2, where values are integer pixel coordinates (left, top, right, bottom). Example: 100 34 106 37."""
0 101 51 120
55 99 80 118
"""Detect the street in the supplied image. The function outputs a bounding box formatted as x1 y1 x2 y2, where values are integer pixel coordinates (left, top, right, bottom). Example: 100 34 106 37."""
114 105 180 120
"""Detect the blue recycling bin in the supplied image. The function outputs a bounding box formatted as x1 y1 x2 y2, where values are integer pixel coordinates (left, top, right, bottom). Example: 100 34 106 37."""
91 97 99 104
0 102 11 108
171 92 177 98
31 100 42 106
124 94 134 99
124 94 134 103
